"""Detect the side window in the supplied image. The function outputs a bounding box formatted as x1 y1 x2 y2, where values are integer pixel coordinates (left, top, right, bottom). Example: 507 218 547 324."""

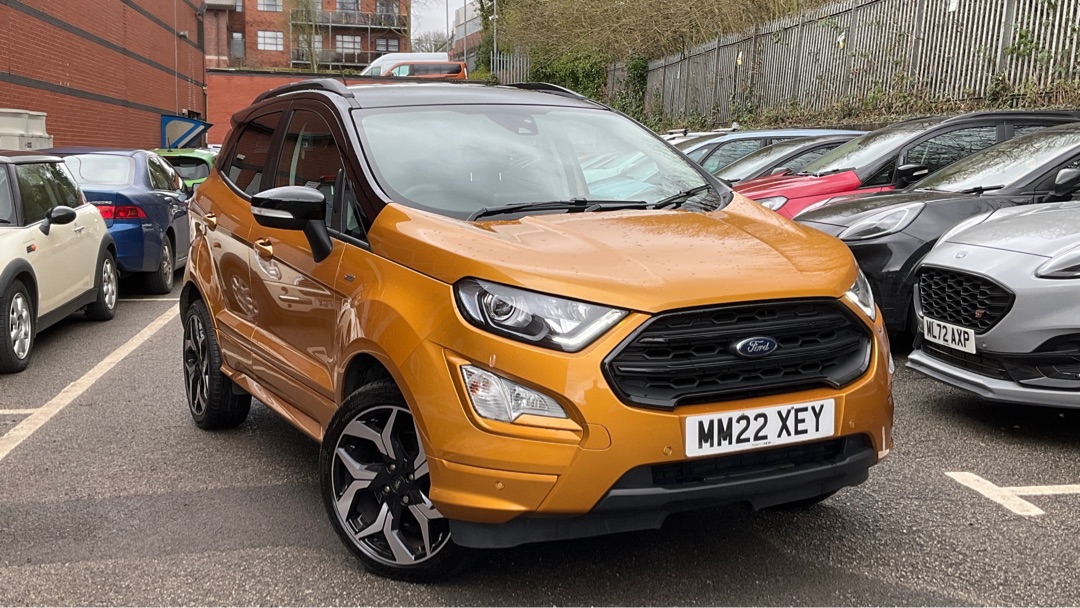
391 64 411 76
863 158 896 187
341 175 369 241
275 110 343 229
1013 124 1054 138
787 145 837 173
15 163 79 225
147 156 173 190
1035 154 1080 193
904 126 998 174
702 140 763 173
686 143 717 163
226 111 283 196
0 168 14 225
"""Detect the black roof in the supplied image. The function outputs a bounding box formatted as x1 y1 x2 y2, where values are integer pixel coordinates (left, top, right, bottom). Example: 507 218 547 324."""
0 151 63 164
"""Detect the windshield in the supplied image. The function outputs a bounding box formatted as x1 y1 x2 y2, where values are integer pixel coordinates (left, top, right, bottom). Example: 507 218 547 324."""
62 155 135 186
715 138 821 181
355 105 725 219
167 156 211 181
800 119 941 175
915 129 1080 193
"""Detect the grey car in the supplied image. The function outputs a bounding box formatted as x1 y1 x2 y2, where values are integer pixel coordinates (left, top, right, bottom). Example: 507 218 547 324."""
907 191 1080 407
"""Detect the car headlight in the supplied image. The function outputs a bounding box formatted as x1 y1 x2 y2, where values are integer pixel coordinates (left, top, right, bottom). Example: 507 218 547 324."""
844 268 877 321
461 366 568 423
838 202 924 241
455 278 627 352
755 196 788 211
1036 245 1080 279
937 211 992 247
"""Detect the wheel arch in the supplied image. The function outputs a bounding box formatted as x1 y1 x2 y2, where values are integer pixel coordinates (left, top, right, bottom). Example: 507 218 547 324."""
1 259 39 317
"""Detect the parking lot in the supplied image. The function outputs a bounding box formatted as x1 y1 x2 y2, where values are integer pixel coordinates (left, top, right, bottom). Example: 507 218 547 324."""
0 278 1078 606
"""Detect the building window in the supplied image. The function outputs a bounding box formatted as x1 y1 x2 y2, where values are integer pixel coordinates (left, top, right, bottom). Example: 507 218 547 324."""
256 0 282 11
376 0 398 14
338 0 359 10
234 0 243 10
336 35 362 53
376 38 399 52
257 30 284 51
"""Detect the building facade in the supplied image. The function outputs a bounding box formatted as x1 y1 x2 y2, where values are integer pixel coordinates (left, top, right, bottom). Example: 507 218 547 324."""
0 0 206 148
450 1 482 68
205 0 410 72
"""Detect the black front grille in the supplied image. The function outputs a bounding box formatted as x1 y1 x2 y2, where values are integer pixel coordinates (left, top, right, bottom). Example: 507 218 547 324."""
603 299 872 409
922 341 1010 380
918 267 1014 334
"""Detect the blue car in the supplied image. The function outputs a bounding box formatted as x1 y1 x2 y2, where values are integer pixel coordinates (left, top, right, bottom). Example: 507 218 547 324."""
46 148 192 294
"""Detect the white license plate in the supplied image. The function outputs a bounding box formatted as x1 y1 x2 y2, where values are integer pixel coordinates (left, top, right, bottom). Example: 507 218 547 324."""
923 316 976 354
685 399 835 458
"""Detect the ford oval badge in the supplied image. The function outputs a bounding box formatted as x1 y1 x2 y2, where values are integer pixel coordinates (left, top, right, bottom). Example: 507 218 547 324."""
732 337 779 358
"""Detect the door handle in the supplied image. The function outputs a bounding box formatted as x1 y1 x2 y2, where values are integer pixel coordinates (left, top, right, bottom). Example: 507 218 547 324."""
204 213 218 230
254 238 274 260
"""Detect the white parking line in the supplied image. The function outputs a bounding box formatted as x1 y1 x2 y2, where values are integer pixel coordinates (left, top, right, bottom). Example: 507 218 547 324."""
0 409 39 415
946 472 1063 516
0 307 179 463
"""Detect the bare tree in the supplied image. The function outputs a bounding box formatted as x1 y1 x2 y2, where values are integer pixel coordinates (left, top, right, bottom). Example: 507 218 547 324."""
291 0 321 72
412 30 451 53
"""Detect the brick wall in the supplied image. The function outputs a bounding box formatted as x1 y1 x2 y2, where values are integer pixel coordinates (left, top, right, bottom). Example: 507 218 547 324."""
206 70 321 144
0 1 206 149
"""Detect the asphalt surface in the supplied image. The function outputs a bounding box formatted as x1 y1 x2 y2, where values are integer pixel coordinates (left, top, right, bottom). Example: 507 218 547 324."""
3 276 1080 606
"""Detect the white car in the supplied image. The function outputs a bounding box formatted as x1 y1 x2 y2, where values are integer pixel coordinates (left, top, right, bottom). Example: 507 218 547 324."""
0 152 117 373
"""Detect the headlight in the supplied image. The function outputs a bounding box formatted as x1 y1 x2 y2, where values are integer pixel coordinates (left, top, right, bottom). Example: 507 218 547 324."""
838 202 924 241
755 196 788 211
455 278 627 352
844 268 877 321
937 211 992 246
1036 245 1080 279
461 366 568 423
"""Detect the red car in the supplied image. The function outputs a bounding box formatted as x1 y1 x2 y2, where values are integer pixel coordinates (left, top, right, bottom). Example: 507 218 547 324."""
737 111 1080 218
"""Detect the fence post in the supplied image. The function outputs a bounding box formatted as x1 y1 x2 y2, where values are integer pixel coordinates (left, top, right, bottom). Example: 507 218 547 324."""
996 0 1018 73
907 0 928 91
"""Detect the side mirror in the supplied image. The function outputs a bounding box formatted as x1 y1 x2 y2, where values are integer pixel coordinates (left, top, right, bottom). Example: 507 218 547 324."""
894 164 930 189
251 186 333 263
769 167 791 176
39 205 77 235
1053 167 1080 198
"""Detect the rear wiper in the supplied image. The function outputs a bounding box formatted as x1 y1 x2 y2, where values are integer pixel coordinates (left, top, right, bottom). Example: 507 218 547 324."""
652 184 714 209
468 198 646 221
957 185 1005 195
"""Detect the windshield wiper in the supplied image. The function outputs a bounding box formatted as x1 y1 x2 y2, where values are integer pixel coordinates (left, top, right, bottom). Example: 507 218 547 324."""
467 198 647 221
652 184 714 209
957 185 1005 195
799 167 856 177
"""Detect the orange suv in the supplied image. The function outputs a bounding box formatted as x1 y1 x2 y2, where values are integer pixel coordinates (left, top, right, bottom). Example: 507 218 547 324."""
181 79 894 581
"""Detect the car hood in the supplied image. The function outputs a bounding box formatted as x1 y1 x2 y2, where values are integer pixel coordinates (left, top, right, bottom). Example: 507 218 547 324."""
797 189 971 227
368 195 858 314
947 201 1080 257
735 170 862 200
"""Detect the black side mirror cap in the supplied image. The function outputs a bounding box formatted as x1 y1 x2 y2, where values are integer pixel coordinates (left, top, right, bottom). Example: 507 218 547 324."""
894 164 930 189
1054 167 1080 198
251 186 333 263
39 205 77 235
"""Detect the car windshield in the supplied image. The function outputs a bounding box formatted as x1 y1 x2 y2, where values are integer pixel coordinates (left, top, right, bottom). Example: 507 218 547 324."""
800 119 941 175
62 155 135 186
355 104 725 219
715 138 821 181
915 129 1080 193
167 156 211 181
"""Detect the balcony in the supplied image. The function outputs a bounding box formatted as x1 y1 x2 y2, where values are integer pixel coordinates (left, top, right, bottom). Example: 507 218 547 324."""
291 10 407 30
291 48 384 68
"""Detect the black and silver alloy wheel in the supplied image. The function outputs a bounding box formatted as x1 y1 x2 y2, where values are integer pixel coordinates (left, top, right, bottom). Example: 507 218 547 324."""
331 405 450 567
183 311 210 418
180 300 249 429
145 238 174 294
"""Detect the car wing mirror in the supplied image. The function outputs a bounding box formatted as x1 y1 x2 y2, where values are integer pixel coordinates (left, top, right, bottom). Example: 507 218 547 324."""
1053 168 1080 198
894 164 930 189
39 205 77 235
251 186 333 263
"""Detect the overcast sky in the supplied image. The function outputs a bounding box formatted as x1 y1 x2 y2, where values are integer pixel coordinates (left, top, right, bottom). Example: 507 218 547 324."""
413 0 462 37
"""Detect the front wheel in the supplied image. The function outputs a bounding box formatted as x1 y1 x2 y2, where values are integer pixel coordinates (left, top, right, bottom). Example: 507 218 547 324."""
182 299 250 429
0 281 34 374
320 380 472 582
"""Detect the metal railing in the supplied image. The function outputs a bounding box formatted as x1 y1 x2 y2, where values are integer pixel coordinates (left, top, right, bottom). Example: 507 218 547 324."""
290 48 382 67
291 9 407 29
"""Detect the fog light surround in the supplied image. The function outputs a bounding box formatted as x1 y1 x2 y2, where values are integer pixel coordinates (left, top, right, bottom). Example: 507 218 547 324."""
461 366 568 423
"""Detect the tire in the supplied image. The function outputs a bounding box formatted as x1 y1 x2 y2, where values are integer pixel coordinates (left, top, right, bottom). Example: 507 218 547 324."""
321 380 473 582
0 280 34 374
85 251 118 321
767 490 838 511
144 236 175 295
182 299 250 429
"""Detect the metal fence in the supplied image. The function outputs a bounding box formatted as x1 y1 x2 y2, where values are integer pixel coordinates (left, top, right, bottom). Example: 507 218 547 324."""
492 52 531 83
624 0 1080 123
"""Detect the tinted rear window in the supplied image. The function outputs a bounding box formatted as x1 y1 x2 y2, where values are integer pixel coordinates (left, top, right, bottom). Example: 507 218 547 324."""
167 156 211 181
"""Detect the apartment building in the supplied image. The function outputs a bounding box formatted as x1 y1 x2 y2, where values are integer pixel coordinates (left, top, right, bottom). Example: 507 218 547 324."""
205 0 410 71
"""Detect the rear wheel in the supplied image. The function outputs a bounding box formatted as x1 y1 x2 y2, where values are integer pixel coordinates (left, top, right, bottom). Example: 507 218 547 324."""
85 251 118 321
144 236 174 295
182 299 250 429
0 281 34 374
321 380 472 582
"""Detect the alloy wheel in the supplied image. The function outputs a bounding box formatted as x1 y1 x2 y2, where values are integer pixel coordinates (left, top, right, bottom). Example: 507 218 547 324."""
161 241 174 290
183 313 209 416
331 406 450 566
8 293 31 360
102 258 117 310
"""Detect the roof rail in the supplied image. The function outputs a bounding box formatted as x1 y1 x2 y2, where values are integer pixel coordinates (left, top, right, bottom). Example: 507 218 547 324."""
944 109 1080 121
253 78 355 104
507 82 588 100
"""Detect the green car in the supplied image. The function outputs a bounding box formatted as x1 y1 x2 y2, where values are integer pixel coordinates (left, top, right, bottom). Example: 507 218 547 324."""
153 148 218 189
